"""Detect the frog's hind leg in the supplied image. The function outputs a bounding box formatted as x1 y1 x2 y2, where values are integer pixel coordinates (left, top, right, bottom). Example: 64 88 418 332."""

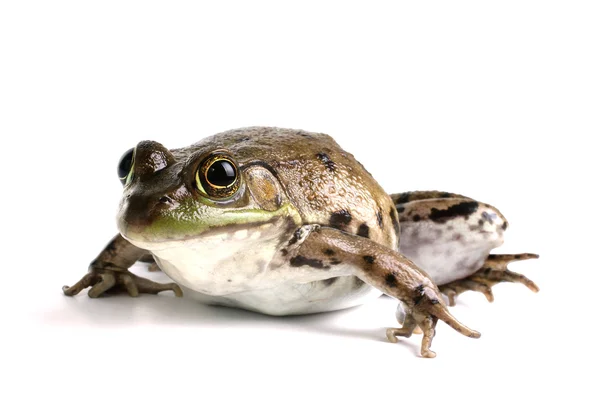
440 253 539 306
390 190 539 305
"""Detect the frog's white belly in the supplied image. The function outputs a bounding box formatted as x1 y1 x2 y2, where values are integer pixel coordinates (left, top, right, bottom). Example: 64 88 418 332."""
178 278 381 316
128 223 381 315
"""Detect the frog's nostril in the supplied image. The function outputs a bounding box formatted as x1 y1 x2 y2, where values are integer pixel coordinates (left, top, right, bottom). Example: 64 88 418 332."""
154 195 176 211
158 196 174 205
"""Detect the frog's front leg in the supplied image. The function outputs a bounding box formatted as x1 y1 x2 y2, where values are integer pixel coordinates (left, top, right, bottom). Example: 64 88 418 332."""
63 234 182 298
392 190 539 305
292 225 480 358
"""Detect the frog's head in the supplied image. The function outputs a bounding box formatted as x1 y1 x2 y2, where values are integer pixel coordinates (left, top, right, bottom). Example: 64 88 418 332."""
115 140 299 246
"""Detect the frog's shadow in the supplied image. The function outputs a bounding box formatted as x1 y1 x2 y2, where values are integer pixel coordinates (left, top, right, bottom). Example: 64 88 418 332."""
49 290 419 354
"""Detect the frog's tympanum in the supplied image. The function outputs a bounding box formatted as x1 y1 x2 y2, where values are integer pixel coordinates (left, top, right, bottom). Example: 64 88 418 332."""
64 127 539 357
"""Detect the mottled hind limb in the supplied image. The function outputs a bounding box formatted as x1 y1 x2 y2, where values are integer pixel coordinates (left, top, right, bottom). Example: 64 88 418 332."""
440 253 539 306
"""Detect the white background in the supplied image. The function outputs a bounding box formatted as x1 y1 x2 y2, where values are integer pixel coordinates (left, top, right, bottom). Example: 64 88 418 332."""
1 1 598 399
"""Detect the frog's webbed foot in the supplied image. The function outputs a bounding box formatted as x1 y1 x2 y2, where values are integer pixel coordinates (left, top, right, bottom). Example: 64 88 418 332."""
62 266 183 298
439 253 539 306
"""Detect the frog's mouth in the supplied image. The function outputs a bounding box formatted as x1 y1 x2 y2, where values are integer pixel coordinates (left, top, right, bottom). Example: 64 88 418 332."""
121 216 297 251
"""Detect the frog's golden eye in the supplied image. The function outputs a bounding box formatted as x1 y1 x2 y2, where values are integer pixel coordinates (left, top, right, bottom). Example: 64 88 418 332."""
195 154 240 198
117 147 135 185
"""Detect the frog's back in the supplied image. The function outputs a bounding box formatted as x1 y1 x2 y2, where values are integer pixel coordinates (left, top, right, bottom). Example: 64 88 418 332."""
181 127 399 249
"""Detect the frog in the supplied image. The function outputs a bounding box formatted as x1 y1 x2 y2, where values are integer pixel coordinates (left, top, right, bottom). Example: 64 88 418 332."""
63 127 539 358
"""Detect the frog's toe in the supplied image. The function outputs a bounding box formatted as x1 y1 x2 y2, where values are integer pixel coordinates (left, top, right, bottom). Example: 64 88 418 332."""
441 287 458 306
415 314 439 358
421 350 436 358
147 262 162 272
88 272 117 298
386 316 437 358
132 275 183 297
386 328 406 343
386 325 415 344
439 253 539 305
440 280 494 306
119 274 140 297
62 270 119 298
476 268 539 293
135 254 162 272
62 272 97 296
485 253 540 270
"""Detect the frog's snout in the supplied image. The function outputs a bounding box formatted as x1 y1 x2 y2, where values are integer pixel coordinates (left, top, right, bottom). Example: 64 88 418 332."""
117 140 183 239
118 191 179 237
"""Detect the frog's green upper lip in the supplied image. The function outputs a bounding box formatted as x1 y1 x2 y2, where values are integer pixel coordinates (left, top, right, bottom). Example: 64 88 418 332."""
118 202 303 245
120 217 290 244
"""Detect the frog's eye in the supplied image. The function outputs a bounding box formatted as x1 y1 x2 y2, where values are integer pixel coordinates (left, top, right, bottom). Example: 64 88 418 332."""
195 154 240 198
117 147 135 185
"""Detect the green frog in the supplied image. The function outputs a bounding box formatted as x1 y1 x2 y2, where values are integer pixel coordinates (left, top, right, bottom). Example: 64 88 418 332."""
63 127 538 358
